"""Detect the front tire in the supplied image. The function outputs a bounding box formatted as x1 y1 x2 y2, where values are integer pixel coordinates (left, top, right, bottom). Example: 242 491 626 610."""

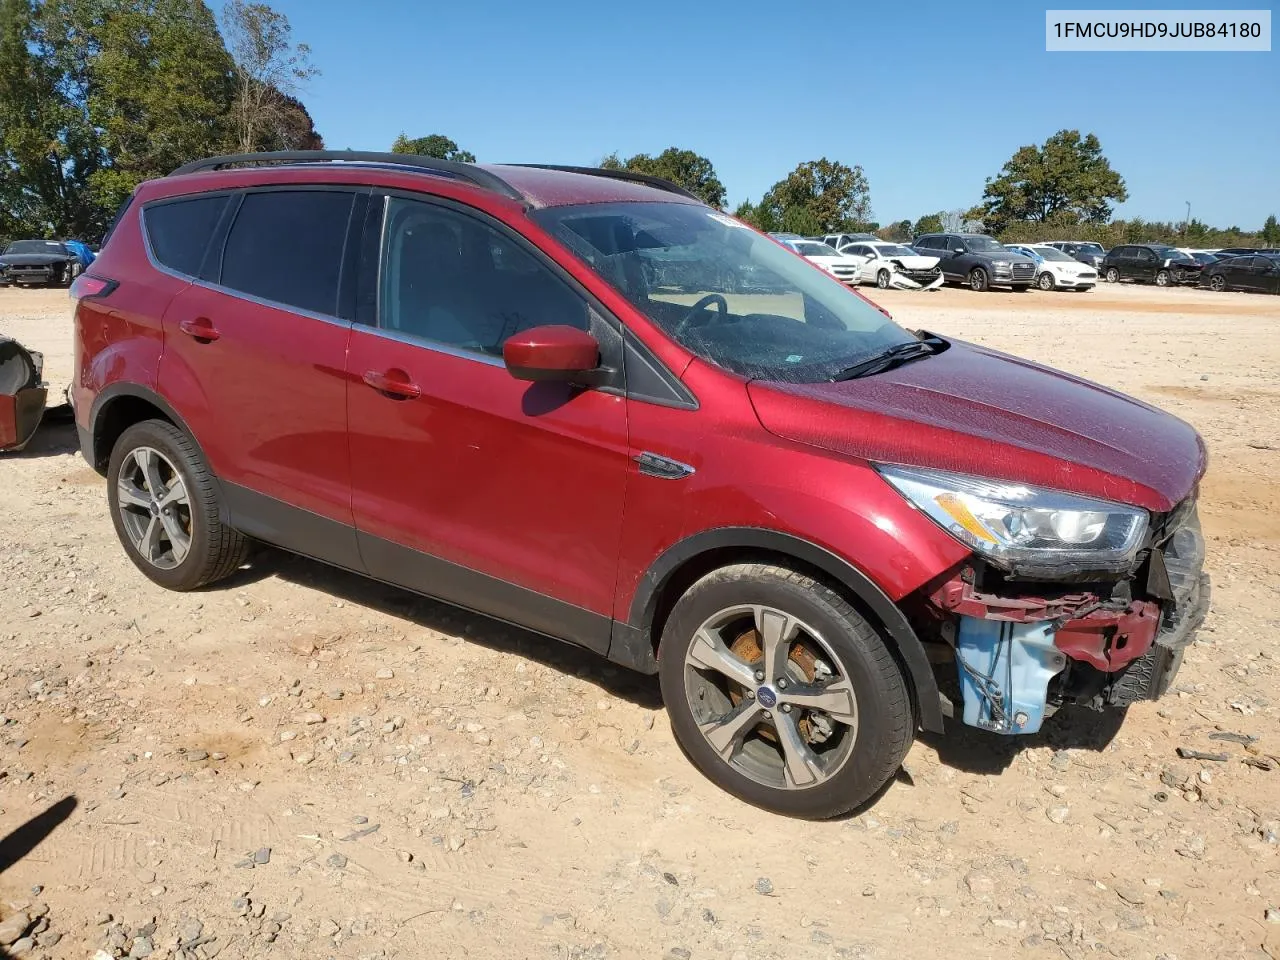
1106 267 1120 283
876 269 891 289
107 419 249 591
1037 271 1056 291
1155 269 1171 287
968 267 989 292
658 563 913 819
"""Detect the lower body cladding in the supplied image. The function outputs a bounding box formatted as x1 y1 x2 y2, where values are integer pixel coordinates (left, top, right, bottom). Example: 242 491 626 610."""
934 512 1210 735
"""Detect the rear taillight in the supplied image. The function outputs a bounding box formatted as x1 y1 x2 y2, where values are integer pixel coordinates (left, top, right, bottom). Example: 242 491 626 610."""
70 274 117 301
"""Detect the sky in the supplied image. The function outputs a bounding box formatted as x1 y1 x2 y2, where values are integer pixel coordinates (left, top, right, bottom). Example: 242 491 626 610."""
210 0 1279 228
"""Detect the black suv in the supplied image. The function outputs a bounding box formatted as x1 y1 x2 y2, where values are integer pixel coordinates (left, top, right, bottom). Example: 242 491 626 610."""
1101 245 1203 286
911 233 1037 291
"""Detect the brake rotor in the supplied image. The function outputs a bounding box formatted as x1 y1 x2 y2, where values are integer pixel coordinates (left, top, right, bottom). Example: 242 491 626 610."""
728 625 819 742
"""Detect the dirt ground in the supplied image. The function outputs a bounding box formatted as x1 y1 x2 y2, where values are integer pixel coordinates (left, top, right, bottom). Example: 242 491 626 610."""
1 281 1278 960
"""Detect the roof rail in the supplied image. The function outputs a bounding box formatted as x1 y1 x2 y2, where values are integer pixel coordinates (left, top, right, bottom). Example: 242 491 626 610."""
169 151 526 203
506 164 702 202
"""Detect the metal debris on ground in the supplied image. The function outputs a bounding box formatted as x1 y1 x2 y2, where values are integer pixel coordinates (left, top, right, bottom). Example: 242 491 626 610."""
1208 731 1258 745
1176 747 1230 762
0 336 47 452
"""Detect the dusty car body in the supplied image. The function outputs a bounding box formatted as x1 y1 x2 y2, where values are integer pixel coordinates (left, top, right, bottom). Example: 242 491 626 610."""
0 240 79 287
838 241 944 290
0 337 47 451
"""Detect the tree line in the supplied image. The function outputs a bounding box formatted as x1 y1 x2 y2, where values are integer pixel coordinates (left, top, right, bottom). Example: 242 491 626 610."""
0 0 319 242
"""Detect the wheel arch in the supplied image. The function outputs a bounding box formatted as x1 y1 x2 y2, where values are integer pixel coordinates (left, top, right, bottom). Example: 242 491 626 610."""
89 383 208 477
613 527 945 733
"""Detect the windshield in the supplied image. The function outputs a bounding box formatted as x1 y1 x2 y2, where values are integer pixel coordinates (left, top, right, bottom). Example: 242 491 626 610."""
791 241 837 257
4 240 65 255
1032 247 1075 262
531 202 915 383
875 244 917 257
963 236 1006 252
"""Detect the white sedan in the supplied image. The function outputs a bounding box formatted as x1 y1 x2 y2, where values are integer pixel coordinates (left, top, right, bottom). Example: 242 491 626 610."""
779 238 866 286
836 242 944 290
1006 244 1098 291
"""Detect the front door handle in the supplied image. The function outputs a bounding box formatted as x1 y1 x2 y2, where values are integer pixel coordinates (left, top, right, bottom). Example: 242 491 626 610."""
178 317 220 342
362 369 421 400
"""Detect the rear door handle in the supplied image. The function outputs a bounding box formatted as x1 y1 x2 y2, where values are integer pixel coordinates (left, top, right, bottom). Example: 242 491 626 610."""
362 369 421 400
178 318 220 342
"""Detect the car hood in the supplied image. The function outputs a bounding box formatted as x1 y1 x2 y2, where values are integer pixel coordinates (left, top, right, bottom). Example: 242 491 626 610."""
747 338 1204 512
972 250 1028 262
886 255 939 269
0 253 71 266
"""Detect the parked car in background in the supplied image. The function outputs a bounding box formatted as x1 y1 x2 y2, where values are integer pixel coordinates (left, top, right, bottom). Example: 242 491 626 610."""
1043 241 1108 272
912 233 1037 291
63 240 97 271
778 238 865 285
71 150 1211 820
1200 254 1280 294
820 232 879 251
1182 251 1222 267
0 239 80 287
1213 247 1259 258
1101 244 1204 286
1006 244 1097 291
838 241 943 290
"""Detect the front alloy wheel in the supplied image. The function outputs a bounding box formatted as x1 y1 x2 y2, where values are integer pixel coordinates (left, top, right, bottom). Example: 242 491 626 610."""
659 563 913 819
968 267 989 292
876 269 891 289
1037 271 1056 291
1156 269 1171 287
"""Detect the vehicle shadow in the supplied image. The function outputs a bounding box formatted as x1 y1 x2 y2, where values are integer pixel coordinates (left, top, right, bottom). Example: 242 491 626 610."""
920 702 1127 776
1 410 78 459
0 795 78 955
243 547 664 709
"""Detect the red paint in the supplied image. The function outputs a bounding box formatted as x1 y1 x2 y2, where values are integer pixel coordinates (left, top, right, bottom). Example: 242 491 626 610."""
75 160 1206 678
502 325 600 379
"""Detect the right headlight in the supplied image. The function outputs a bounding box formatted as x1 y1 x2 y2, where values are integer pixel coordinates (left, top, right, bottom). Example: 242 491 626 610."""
877 465 1149 573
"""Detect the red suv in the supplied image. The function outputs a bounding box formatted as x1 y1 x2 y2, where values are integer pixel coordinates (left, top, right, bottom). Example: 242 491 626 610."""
72 151 1210 818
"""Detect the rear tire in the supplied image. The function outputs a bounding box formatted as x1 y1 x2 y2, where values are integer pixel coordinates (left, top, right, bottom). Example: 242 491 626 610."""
968 267 989 292
1209 274 1226 292
107 419 249 591
658 563 913 819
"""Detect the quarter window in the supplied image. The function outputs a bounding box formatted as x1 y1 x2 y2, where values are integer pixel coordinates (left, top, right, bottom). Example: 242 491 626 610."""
378 198 589 356
145 195 229 277
220 190 355 316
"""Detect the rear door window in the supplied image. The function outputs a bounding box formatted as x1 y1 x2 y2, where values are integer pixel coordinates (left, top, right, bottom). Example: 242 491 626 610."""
220 190 356 317
144 195 230 277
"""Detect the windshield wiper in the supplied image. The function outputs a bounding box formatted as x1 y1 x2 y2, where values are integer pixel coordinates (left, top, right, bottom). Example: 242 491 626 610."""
831 334 947 382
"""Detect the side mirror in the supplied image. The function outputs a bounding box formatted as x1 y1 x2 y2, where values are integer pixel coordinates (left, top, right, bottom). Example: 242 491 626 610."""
952 246 966 254
503 325 602 384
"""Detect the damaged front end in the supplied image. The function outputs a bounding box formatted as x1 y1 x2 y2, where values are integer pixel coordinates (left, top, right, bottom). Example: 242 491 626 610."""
0 336 48 452
888 261 944 291
919 504 1209 734
880 465 1210 735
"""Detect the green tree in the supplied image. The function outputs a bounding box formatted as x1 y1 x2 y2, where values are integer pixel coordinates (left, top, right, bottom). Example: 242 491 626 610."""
977 130 1127 234
1263 214 1280 246
911 212 944 237
46 0 237 212
221 0 318 153
0 0 105 237
756 159 871 235
878 219 912 242
391 133 476 162
598 147 726 208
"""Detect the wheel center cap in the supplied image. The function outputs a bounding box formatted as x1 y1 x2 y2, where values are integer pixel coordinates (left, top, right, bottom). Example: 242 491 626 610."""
756 686 778 709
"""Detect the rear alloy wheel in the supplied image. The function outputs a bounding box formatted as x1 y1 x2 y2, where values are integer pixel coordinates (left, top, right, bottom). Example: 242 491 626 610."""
968 267 989 292
659 563 912 819
1209 274 1226 292
108 419 249 590
1037 271 1056 291
876 269 891 289
1106 267 1120 283
1155 269 1171 287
